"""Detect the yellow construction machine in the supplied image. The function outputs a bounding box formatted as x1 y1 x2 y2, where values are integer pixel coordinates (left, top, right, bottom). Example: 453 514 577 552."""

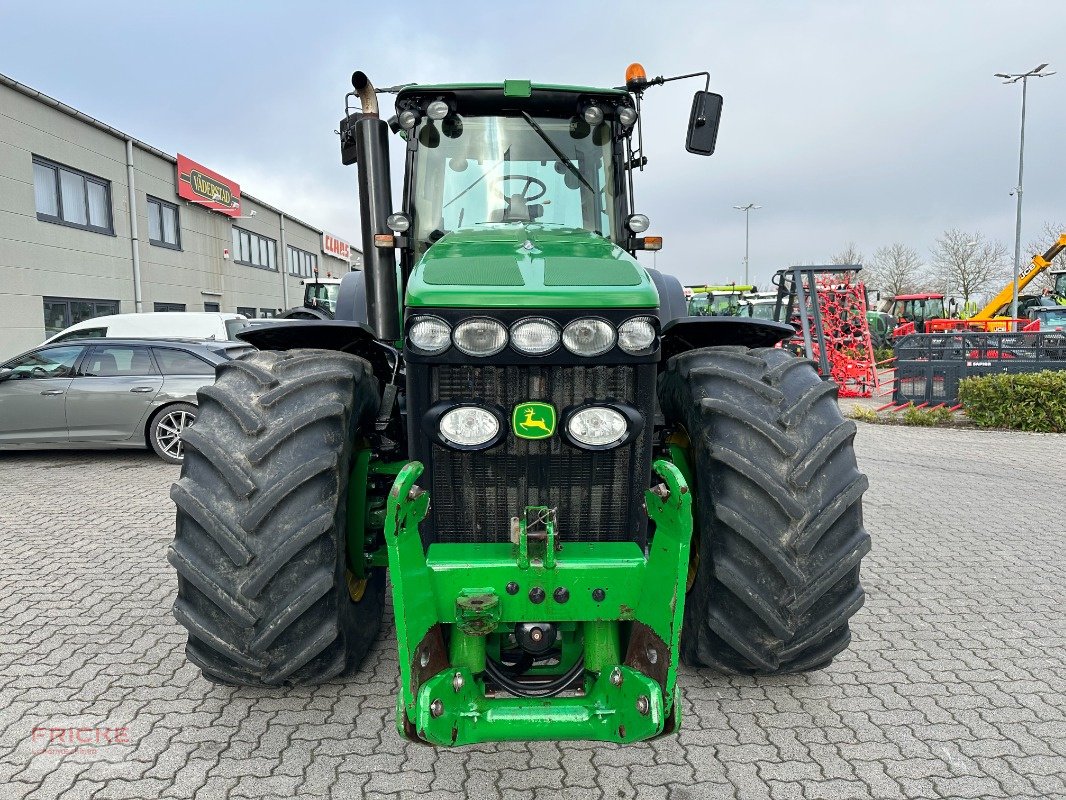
971 233 1066 321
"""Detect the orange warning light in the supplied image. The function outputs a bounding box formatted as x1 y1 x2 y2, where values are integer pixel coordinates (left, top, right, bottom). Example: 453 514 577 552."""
626 63 647 90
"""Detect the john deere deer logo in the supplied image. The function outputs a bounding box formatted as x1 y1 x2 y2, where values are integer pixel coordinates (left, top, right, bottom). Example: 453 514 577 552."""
512 402 556 440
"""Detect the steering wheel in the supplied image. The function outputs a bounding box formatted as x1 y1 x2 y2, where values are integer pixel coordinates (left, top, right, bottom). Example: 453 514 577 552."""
491 175 547 202
30 366 50 377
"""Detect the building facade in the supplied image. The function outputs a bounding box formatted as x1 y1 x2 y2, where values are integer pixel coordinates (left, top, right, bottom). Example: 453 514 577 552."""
0 73 361 359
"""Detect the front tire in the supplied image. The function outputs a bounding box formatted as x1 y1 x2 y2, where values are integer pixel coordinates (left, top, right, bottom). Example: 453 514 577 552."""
659 346 870 675
168 349 383 686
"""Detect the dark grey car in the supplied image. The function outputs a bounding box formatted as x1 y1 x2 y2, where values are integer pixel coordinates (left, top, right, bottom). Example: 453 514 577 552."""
0 338 252 463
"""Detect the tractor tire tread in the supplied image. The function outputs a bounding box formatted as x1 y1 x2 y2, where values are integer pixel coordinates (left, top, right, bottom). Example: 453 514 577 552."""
660 346 870 675
170 348 384 686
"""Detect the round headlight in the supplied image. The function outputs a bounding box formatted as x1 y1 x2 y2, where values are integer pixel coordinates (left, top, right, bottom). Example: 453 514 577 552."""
562 318 615 356
618 316 657 354
583 105 604 126
510 318 561 355
386 213 411 233
618 106 638 127
398 109 420 130
426 100 450 120
626 214 650 233
440 406 499 448
567 406 628 448
453 318 507 356
409 316 451 354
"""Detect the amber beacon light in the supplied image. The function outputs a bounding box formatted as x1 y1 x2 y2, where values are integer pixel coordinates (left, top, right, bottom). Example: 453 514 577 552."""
626 62 648 91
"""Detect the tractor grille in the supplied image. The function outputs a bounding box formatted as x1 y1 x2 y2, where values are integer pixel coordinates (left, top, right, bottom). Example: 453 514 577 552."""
412 363 655 545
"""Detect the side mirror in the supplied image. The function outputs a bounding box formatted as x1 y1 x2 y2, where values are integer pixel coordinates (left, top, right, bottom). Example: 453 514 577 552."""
0 368 13 382
686 91 724 156
339 113 364 165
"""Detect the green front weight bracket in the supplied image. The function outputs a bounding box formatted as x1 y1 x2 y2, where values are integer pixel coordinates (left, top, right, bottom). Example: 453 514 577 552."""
383 459 692 745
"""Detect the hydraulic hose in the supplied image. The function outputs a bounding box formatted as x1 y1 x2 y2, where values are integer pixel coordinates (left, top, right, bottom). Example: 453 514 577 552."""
483 657 586 699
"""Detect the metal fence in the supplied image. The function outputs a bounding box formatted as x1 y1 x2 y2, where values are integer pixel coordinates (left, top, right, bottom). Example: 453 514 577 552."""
893 331 1066 405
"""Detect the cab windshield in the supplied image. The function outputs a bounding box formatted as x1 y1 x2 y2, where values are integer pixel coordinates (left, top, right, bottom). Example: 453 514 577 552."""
1036 309 1066 328
304 283 339 313
749 302 777 320
411 114 618 254
894 298 944 321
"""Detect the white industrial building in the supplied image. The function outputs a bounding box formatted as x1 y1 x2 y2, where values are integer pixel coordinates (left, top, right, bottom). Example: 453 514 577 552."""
0 72 362 359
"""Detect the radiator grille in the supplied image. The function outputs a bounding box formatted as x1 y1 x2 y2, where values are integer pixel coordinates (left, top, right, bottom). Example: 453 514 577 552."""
422 364 654 544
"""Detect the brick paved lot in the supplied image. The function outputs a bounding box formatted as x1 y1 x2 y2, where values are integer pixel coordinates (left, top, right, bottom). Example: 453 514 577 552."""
1 423 1064 800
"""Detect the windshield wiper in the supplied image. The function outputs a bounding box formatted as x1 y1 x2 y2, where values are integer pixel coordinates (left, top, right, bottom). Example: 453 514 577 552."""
443 148 509 210
519 112 594 194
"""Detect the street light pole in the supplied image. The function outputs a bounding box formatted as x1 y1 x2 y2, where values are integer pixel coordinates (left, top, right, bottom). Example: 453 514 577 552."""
733 203 761 285
995 64 1054 323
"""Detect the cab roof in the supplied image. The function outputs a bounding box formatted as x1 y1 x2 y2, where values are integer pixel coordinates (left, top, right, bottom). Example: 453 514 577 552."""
397 82 627 98
394 81 632 119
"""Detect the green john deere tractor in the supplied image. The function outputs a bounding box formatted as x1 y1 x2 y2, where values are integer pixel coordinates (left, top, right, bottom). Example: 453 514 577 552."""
168 64 870 746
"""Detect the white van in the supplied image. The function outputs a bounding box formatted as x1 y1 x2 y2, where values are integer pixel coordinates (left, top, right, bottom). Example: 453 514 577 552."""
45 312 249 344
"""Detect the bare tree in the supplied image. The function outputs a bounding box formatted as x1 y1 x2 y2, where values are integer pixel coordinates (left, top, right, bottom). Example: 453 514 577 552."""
930 229 1009 304
865 243 927 296
829 242 864 266
1024 221 1066 292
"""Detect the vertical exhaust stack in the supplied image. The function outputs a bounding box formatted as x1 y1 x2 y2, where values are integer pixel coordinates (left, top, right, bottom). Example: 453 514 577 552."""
351 71 401 341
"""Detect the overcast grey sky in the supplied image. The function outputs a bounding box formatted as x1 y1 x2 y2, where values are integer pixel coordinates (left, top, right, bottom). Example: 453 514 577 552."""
2 1 1063 287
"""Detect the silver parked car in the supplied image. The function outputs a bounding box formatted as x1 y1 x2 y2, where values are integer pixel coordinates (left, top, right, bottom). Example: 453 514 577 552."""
0 338 252 463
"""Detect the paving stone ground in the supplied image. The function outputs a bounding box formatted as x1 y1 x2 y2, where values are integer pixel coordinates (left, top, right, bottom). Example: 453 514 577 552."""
1 422 1064 800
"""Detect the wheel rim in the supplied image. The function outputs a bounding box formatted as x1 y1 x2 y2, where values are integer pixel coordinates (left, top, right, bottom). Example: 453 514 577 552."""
156 410 194 460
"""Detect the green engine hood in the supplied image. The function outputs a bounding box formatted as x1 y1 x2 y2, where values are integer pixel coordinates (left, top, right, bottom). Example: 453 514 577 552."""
404 225 659 309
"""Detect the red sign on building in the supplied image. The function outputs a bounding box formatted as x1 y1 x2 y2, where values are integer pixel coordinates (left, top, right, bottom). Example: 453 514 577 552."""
322 232 351 261
176 154 241 217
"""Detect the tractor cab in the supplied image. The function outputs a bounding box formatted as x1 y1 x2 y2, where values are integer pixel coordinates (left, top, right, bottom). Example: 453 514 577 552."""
302 278 342 315
395 85 631 256
892 293 947 332
686 285 754 316
1026 305 1066 331
1053 269 1066 299
747 298 778 320
277 277 343 320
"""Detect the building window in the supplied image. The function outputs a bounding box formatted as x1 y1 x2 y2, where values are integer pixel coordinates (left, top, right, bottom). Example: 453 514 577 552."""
154 302 186 312
231 226 277 270
43 297 119 338
259 308 278 318
33 156 114 235
236 306 256 318
287 245 318 278
147 196 181 249
203 302 220 312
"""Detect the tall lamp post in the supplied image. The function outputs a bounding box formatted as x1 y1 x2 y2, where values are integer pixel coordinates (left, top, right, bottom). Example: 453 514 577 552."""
733 203 761 285
995 64 1054 323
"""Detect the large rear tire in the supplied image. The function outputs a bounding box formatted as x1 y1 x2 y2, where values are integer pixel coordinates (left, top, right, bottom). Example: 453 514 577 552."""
168 349 383 686
659 346 870 674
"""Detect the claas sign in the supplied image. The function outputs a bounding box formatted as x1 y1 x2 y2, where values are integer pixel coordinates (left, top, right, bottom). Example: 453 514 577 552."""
176 154 241 217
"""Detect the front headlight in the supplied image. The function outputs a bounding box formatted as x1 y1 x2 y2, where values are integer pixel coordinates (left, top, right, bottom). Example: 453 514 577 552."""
618 316 657 354
567 406 628 448
453 318 508 356
510 318 561 355
409 316 451 354
439 406 500 447
562 318 615 356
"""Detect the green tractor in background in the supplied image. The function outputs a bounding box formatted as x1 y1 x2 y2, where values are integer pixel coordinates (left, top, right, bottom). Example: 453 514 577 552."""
168 63 870 745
